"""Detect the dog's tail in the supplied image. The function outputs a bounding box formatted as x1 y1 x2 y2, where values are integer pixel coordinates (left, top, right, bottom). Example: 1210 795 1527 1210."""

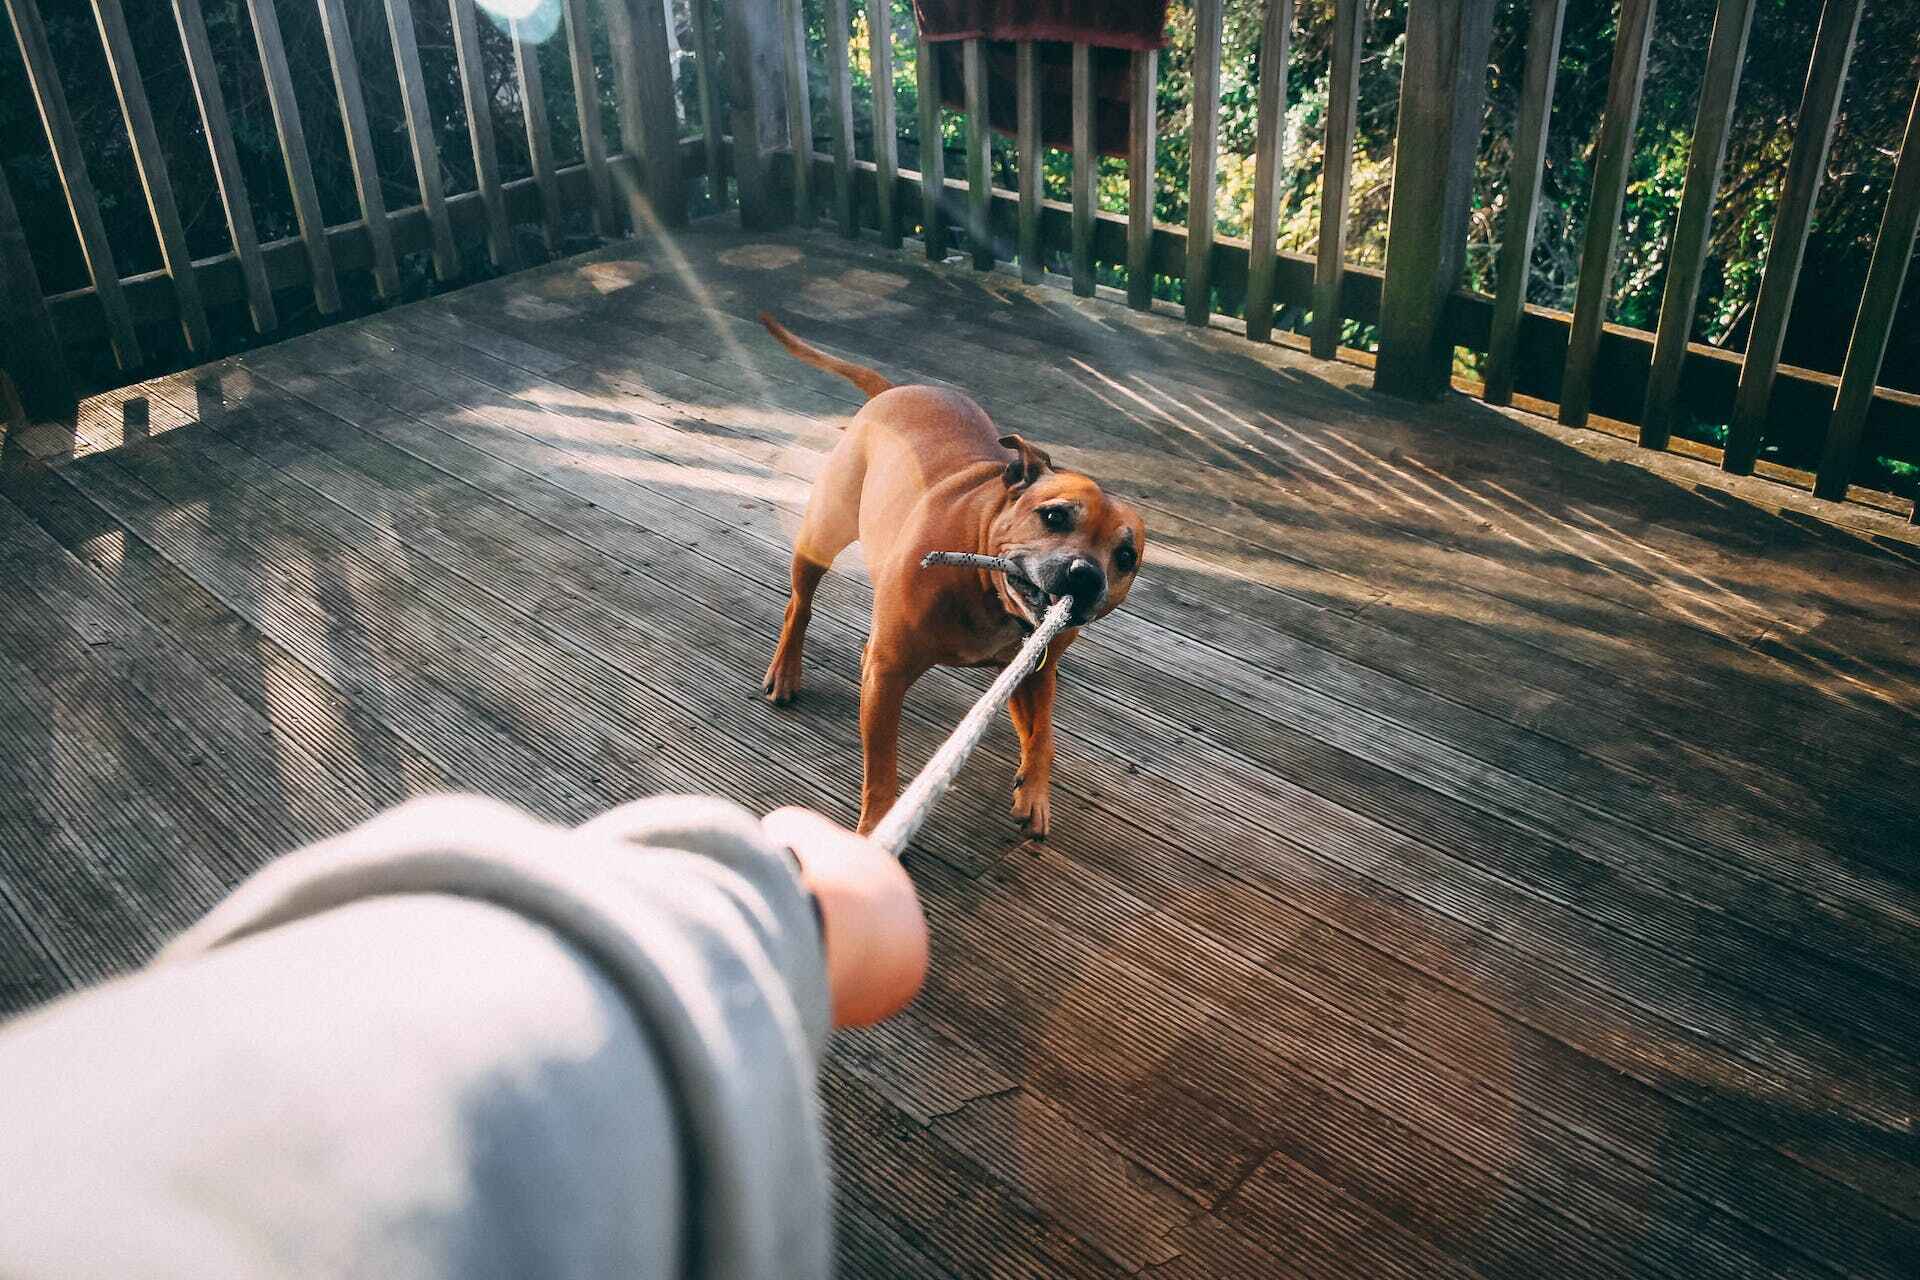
758 312 894 400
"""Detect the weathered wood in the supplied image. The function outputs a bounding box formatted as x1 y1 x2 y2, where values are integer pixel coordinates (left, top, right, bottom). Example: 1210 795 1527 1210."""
1311 0 1364 357
1126 49 1159 310
0 159 71 419
172 0 275 332
5 0 142 367
689 0 728 208
827 0 858 237
915 32 946 259
1558 0 1657 425
451 0 515 267
384 0 461 277
726 0 789 226
1185 0 1225 325
512 18 566 255
37 150 692 337
1816 78 1920 501
1016 41 1042 282
11 229 1920 1280
244 0 340 314
1482 0 1566 405
1244 0 1294 342
1374 0 1499 399
1641 0 1758 448
560 0 616 238
316 0 400 297
90 0 211 353
622 0 687 226
1723 0 1863 473
1071 42 1096 296
963 38 992 268
869 0 900 247
781 0 815 224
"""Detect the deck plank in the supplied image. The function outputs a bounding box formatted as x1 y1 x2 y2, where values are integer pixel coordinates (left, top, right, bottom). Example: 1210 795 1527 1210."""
1 224 1917 1280
405 272 1920 997
216 307 1920 1234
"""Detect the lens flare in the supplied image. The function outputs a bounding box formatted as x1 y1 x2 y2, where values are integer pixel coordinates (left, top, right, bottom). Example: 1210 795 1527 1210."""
475 0 561 41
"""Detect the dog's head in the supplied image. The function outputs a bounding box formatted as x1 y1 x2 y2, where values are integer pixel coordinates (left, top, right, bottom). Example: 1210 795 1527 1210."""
987 434 1146 628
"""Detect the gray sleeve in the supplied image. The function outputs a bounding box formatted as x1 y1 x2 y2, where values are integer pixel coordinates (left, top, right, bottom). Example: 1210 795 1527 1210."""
0 794 836 1280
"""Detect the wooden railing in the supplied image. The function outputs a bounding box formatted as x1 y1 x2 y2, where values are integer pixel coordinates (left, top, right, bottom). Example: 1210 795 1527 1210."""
1 0 691 417
4 1 1918 512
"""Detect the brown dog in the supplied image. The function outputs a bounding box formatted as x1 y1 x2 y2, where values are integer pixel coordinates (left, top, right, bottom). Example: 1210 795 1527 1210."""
758 314 1146 839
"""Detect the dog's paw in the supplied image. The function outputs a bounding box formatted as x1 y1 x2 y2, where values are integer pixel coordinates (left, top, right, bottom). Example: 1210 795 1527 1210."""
1011 778 1051 840
762 654 802 706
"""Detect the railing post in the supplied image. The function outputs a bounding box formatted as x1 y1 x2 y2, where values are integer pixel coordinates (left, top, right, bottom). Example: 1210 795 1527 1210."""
0 157 73 422
606 0 687 230
1482 0 1566 405
780 0 814 225
1373 0 1498 399
1815 77 1920 502
727 0 793 227
1639 0 1757 448
1184 0 1225 325
1722 0 1862 473
1310 0 1364 358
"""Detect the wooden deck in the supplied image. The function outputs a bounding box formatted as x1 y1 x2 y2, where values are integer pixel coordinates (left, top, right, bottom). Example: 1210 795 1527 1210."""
2 221 1918 1278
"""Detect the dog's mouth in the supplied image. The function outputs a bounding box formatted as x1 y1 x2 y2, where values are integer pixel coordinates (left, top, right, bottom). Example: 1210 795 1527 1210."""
993 555 1052 630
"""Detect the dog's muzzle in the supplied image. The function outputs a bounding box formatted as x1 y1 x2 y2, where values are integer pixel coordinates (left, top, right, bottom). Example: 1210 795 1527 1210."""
1040 555 1107 625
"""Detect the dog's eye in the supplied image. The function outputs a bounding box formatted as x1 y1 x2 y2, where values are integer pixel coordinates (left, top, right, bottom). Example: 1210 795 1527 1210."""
1039 506 1072 532
1114 544 1137 574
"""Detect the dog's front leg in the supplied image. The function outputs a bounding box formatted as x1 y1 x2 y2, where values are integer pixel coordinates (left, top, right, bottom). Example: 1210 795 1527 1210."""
1009 658 1059 839
856 654 918 836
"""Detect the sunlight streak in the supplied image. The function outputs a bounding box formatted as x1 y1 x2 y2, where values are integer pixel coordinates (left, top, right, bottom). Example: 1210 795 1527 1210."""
1067 358 1259 479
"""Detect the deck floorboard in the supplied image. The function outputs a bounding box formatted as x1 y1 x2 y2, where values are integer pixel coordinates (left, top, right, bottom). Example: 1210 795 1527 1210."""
2 222 1916 1278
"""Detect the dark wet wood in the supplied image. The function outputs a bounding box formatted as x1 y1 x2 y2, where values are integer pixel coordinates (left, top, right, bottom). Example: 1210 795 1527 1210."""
2 223 1916 1280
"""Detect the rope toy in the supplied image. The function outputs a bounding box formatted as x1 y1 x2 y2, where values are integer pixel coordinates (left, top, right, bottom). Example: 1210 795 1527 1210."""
868 555 1078 858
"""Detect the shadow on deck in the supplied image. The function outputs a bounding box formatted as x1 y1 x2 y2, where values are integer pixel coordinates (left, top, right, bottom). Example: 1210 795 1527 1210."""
1 221 1916 1279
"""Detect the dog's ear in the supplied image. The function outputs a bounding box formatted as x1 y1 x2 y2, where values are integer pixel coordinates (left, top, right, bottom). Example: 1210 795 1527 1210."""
998 434 1053 489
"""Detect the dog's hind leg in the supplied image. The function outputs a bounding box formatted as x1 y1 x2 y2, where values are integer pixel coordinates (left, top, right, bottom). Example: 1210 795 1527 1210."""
764 444 861 705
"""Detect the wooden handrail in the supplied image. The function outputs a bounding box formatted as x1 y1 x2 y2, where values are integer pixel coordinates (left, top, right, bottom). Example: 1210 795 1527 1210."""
3 0 1914 513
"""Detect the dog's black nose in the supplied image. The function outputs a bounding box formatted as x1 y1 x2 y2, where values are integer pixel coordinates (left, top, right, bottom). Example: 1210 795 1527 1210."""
1062 556 1106 607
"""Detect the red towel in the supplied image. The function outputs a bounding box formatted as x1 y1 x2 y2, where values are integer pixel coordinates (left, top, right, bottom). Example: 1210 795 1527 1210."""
913 1 1169 157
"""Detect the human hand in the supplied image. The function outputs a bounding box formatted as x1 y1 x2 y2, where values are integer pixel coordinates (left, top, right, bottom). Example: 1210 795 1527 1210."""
761 807 928 1029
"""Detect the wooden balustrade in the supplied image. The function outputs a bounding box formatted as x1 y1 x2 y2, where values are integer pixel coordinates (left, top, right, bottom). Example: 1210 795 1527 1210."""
3 0 1916 514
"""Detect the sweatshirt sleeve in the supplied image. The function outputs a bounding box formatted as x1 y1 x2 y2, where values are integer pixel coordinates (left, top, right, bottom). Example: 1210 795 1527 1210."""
0 793 836 1280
